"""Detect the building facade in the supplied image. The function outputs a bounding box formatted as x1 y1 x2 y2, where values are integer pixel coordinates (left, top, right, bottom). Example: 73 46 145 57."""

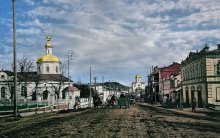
147 63 180 103
181 44 220 110
131 74 145 101
132 74 145 93
0 36 80 108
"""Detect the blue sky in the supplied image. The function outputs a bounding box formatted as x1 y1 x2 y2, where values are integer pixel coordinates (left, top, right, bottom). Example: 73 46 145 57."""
1 0 220 86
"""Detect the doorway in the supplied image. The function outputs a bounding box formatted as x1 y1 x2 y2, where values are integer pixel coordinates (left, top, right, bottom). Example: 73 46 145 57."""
198 90 202 107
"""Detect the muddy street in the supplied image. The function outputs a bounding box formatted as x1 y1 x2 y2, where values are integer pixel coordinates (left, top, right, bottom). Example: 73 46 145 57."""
0 104 220 138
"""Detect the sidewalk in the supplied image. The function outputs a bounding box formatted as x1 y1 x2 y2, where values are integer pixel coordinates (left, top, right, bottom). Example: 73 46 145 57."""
138 103 220 119
0 108 63 118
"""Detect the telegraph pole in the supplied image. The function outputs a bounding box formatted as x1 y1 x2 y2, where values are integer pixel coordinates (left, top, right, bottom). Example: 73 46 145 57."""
89 66 92 108
12 0 17 117
102 76 104 85
68 50 74 109
93 77 97 92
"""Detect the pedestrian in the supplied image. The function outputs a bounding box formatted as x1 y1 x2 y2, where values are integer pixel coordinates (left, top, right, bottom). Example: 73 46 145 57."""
192 97 197 112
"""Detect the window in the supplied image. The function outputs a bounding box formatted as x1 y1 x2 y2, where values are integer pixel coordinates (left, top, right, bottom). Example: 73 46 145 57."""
217 88 220 102
46 66 49 72
56 66 58 73
62 91 66 99
1 75 5 79
200 64 203 76
21 86 27 97
1 87 5 98
43 90 48 100
217 62 220 76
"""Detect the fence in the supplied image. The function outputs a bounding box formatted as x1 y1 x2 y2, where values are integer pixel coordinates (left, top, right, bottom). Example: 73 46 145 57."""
80 98 93 108
0 98 93 112
0 99 67 111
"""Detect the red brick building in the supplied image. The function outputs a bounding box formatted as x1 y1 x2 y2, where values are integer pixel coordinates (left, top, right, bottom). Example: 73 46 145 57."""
148 62 181 103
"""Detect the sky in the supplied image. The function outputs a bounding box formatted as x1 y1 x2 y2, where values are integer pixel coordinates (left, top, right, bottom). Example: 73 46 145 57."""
1 0 220 86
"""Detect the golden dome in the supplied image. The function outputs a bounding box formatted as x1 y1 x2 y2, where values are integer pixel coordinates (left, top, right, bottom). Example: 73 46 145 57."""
37 54 60 63
135 74 141 78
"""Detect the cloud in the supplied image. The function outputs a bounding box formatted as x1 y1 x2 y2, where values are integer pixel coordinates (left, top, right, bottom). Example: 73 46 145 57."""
1 0 220 85
23 0 35 6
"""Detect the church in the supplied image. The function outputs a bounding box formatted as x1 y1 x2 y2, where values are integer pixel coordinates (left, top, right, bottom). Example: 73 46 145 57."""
132 74 145 94
0 36 80 108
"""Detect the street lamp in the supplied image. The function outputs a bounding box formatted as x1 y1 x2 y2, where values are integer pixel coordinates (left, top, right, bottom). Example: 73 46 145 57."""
68 50 74 109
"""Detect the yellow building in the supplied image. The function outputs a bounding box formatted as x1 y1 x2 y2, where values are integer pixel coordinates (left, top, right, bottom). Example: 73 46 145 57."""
181 44 220 110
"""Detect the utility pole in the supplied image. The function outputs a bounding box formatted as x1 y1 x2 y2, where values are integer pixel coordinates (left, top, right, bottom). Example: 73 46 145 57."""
102 76 104 85
109 80 111 95
68 50 74 109
114 80 116 95
93 77 97 92
89 66 92 108
12 0 17 117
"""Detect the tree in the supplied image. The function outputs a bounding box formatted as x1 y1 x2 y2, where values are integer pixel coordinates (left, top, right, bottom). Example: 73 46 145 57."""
11 57 38 99
73 84 90 98
17 57 35 72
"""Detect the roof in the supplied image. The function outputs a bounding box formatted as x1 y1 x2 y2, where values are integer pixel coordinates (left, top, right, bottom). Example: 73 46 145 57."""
37 54 60 63
38 74 72 82
135 74 141 79
63 86 79 92
181 44 220 65
158 62 180 80
0 70 72 82
0 70 14 76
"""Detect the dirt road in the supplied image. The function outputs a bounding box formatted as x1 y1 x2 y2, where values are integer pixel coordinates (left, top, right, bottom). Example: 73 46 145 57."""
0 104 219 138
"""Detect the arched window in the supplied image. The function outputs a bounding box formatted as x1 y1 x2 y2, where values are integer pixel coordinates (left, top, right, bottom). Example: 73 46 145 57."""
1 75 5 79
43 90 49 100
198 64 200 77
46 66 49 72
195 65 199 78
217 61 220 76
1 87 6 98
185 86 189 104
21 86 27 97
62 90 66 99
200 63 203 77
56 66 58 73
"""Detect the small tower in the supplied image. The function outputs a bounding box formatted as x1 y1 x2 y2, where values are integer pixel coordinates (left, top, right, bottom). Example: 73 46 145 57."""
45 36 53 55
36 36 61 75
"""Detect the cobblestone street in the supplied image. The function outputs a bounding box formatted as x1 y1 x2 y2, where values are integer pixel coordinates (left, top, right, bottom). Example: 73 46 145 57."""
0 104 220 138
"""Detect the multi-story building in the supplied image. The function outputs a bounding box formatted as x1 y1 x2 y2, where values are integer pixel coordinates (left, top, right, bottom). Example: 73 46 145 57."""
169 73 182 104
181 44 220 110
147 63 180 103
158 62 181 102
